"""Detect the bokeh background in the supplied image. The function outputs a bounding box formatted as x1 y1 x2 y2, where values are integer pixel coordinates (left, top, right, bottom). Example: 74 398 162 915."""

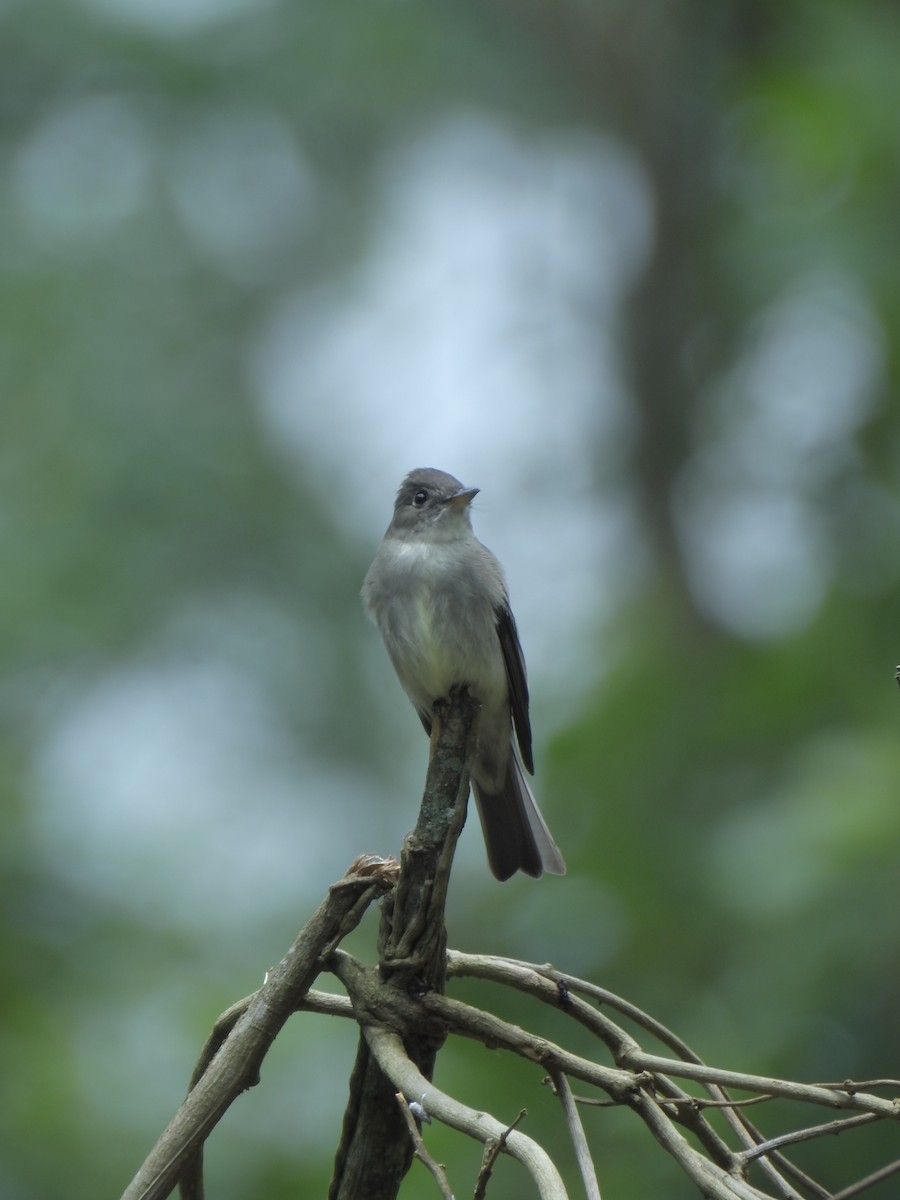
2 1 899 1197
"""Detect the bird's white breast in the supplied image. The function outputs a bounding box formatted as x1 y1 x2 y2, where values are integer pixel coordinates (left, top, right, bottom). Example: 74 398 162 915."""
371 537 505 708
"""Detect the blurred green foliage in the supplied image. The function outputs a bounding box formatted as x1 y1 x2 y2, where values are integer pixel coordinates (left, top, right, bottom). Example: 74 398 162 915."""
1 1 899 1198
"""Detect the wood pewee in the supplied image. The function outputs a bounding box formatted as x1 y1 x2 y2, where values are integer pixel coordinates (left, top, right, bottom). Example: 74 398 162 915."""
362 468 566 880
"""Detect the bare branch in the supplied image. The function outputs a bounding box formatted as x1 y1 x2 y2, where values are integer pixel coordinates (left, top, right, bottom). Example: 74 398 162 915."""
365 1026 569 1200
329 688 478 1200
300 990 354 1019
657 1094 775 1111
474 1110 527 1200
394 1092 454 1199
628 1055 900 1118
829 1157 900 1200
121 779 900 1200
821 1079 900 1093
548 1070 602 1200
120 859 393 1200
446 952 796 1194
446 951 743 1170
442 952 899 1199
125 911 900 1200
629 1090 769 1200
738 1113 881 1163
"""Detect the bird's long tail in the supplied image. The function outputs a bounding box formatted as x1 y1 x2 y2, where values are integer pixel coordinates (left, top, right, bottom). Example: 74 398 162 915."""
472 753 566 881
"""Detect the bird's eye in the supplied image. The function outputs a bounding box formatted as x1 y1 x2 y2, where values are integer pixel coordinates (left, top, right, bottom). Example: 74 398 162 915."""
413 490 428 507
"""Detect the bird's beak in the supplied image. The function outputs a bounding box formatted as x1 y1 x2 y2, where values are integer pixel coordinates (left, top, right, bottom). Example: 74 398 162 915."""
445 486 479 508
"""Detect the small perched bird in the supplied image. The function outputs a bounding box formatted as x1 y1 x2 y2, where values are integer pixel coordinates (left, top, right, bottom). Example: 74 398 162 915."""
362 467 566 880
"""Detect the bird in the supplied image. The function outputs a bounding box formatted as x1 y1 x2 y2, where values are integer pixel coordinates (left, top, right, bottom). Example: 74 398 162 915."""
361 467 566 880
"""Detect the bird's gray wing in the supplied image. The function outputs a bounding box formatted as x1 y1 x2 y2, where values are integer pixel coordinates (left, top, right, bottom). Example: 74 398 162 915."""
495 602 534 774
415 707 432 736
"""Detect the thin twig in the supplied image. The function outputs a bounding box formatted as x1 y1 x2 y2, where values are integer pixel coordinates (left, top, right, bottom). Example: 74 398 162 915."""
444 953 900 1200
819 1079 900 1092
627 1090 771 1200
560 1093 617 1108
448 958 745 1137
654 1093 776 1111
394 1092 454 1199
122 896 900 1200
738 1112 881 1163
120 860 393 1200
829 1156 900 1200
629 1055 900 1118
549 1071 602 1200
364 1026 567 1199
474 1110 527 1200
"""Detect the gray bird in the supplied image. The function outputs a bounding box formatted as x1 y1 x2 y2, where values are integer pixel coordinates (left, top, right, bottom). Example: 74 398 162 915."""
362 467 566 880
